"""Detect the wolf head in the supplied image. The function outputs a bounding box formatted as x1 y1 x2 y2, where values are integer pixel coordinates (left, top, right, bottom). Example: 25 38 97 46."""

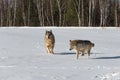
69 40 76 50
91 43 95 47
45 30 53 39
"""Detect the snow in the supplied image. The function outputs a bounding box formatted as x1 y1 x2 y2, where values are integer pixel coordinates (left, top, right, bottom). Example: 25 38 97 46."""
0 27 120 80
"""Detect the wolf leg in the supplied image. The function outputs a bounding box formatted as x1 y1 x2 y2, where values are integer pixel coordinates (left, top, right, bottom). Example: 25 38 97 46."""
48 48 51 53
47 46 51 54
87 50 90 58
76 50 79 59
49 48 54 54
80 51 84 56
51 46 54 54
51 49 54 54
46 46 49 53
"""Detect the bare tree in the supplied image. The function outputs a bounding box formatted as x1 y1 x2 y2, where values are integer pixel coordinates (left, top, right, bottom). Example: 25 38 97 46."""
13 0 17 26
7 0 13 26
88 0 92 26
74 0 81 26
115 0 118 26
35 0 44 26
21 0 27 26
99 0 108 27
99 0 103 26
56 0 62 26
81 0 84 26
0 0 120 27
27 0 31 26
50 0 54 26
0 0 3 26
41 0 44 26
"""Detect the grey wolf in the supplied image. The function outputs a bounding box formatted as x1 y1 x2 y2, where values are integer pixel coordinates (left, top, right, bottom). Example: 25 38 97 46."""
69 40 94 59
45 30 55 54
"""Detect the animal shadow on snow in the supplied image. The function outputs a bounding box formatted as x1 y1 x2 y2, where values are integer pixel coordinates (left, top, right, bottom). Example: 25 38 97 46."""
55 52 102 56
94 55 120 59
55 52 75 55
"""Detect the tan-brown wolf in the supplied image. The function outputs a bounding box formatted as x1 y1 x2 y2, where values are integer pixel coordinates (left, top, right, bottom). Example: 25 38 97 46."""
45 30 55 54
69 40 94 59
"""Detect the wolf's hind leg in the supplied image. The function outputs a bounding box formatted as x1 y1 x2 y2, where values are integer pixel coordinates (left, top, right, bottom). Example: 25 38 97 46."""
51 46 54 54
80 51 84 56
51 49 54 54
49 48 54 54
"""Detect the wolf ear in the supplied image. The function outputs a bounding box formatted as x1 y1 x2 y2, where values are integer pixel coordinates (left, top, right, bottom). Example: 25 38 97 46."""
70 40 71 42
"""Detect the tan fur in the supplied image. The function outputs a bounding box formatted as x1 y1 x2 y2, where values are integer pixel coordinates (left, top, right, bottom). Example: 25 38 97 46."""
45 30 55 54
69 40 94 59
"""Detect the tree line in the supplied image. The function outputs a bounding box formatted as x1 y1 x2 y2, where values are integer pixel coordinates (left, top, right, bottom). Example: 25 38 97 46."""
0 0 120 27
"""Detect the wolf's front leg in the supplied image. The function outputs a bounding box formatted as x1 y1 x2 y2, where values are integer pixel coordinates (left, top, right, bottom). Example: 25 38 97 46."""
46 46 49 53
47 46 51 54
87 50 91 58
76 50 79 59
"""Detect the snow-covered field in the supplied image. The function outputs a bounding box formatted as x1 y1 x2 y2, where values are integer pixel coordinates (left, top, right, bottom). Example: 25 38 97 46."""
0 27 120 80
